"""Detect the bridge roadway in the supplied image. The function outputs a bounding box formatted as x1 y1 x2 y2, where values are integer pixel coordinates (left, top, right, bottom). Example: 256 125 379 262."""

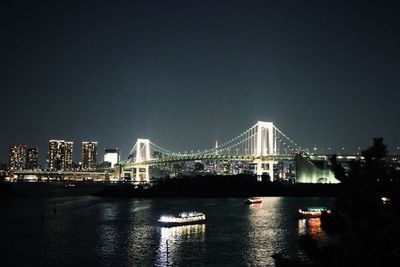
122 154 296 170
122 154 366 170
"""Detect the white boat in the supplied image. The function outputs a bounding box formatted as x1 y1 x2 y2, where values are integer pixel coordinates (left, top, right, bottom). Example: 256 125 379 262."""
245 197 263 204
158 212 206 227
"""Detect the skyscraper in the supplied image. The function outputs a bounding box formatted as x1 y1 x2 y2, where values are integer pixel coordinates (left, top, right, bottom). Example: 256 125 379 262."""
65 141 74 170
104 148 120 167
82 142 97 170
47 140 74 171
26 148 38 170
9 145 27 171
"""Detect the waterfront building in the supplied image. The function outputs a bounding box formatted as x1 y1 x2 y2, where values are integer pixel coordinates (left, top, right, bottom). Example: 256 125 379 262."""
65 141 74 170
104 148 120 167
26 148 38 170
82 141 97 170
47 140 74 171
295 154 339 183
8 145 27 171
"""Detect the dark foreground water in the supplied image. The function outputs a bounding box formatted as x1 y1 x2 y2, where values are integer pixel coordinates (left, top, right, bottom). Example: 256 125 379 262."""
0 183 333 266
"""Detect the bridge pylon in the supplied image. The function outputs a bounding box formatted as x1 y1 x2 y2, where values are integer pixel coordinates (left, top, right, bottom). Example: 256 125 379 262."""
125 138 152 183
256 121 276 156
134 138 151 163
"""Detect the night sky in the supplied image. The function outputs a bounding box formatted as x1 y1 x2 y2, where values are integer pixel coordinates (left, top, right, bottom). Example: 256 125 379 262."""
1 0 400 164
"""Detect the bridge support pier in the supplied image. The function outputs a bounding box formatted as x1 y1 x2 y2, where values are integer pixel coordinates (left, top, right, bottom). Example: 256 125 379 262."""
133 165 150 184
121 165 150 183
253 158 277 181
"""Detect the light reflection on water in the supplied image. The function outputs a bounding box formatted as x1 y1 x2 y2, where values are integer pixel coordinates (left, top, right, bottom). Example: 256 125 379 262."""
157 224 206 266
246 197 284 266
127 199 156 266
297 218 328 243
96 203 118 260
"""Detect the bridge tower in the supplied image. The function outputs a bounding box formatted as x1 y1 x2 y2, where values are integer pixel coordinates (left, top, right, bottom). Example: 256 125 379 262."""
123 138 151 183
256 121 276 156
134 139 151 163
254 121 277 181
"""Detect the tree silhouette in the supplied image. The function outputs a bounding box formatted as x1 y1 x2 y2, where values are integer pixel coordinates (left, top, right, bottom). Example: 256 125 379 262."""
322 138 400 266
331 137 389 185
330 154 348 183
361 137 388 184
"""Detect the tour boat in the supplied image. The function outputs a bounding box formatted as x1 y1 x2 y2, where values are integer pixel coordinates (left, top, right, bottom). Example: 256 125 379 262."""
158 212 206 227
298 207 331 218
245 197 263 204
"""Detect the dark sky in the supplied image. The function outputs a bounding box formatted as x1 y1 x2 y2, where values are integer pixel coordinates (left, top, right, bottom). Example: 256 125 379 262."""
1 0 400 164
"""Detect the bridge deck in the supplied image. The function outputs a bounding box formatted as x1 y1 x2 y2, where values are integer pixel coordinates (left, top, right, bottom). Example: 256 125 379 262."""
123 154 295 170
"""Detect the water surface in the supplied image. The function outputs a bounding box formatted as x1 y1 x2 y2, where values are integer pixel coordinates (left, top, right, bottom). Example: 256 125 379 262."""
0 183 333 266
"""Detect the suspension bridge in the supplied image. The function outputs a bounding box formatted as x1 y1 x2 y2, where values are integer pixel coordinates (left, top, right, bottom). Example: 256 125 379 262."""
122 121 308 182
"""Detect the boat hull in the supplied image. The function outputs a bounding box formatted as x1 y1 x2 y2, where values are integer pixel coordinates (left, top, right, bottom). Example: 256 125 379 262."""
245 197 263 204
298 213 324 218
245 200 262 204
159 219 206 227
298 207 331 218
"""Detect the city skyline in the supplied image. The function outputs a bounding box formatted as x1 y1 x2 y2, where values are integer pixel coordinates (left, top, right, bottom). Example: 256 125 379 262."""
2 1 400 163
4 126 399 168
4 140 117 169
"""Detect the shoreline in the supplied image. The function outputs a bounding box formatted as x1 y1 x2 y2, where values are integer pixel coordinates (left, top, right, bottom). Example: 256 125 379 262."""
94 175 342 198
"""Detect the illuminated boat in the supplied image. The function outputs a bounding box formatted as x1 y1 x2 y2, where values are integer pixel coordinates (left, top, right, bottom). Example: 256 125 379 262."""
65 183 76 187
298 207 331 218
158 212 206 227
245 197 263 204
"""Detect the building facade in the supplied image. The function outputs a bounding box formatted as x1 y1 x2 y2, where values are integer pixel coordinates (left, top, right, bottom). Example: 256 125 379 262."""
64 141 74 170
47 140 74 171
26 148 39 170
82 142 97 170
104 148 120 167
9 145 27 171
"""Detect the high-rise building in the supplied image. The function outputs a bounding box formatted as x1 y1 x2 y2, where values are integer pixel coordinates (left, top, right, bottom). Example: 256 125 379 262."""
47 140 64 171
26 148 38 170
65 141 74 170
104 148 120 167
47 140 74 171
9 145 27 171
82 142 97 170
